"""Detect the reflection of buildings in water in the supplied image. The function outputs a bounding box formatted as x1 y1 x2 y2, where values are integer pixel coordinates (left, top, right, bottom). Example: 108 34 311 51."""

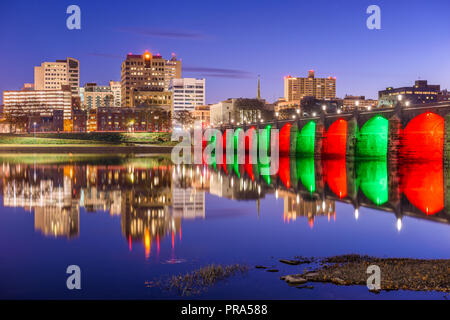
278 190 335 227
82 188 122 215
2 165 78 238
208 170 265 201
34 205 79 238
172 188 205 219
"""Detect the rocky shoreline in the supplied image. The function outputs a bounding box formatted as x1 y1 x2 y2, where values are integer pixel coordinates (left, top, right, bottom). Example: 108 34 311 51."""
278 254 449 293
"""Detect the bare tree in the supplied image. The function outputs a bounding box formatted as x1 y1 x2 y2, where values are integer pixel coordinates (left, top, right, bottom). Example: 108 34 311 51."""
173 110 195 129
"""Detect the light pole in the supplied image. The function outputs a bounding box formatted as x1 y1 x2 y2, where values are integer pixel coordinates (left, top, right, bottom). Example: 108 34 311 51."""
33 122 37 137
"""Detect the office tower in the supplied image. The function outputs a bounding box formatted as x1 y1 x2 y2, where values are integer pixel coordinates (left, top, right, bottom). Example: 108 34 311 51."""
34 57 79 96
284 70 336 101
121 51 180 107
83 83 114 109
109 80 121 107
164 54 182 90
170 78 205 113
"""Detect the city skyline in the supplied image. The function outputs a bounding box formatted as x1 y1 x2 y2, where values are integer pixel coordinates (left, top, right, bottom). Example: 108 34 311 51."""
1 0 450 104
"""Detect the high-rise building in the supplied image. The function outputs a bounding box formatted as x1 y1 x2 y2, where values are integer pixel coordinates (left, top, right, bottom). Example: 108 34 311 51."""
121 51 180 107
34 57 79 96
164 54 182 91
109 80 121 107
83 83 114 109
170 78 205 113
284 70 336 101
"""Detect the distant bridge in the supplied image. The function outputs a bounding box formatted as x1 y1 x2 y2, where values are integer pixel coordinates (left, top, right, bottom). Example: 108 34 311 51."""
214 101 450 160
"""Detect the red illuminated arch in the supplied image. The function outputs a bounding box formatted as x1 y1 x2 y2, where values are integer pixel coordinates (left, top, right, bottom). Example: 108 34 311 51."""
323 118 347 156
401 112 444 159
279 123 292 156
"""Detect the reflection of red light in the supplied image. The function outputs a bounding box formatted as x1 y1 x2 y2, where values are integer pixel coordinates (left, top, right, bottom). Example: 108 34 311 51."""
129 235 132 251
323 119 347 156
401 112 444 159
401 161 443 215
279 123 292 156
244 155 255 181
308 218 314 229
323 158 347 198
279 156 291 188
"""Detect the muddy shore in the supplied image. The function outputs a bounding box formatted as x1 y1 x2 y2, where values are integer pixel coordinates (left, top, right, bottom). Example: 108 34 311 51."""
280 254 449 292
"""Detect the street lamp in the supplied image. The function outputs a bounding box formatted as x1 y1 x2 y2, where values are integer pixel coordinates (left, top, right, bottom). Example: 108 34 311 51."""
322 105 326 111
397 95 403 101
275 112 279 118
405 101 410 107
33 122 37 137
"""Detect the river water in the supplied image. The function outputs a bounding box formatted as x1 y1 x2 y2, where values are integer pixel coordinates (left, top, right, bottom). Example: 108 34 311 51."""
0 154 448 299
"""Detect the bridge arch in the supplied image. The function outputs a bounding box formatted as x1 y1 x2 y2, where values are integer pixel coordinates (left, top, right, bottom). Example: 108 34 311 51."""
357 115 388 158
401 112 444 159
323 118 347 156
279 123 292 156
296 121 316 156
258 124 272 155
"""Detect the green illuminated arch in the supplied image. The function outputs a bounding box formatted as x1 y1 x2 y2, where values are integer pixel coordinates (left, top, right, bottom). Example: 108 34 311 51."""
258 125 272 154
357 116 388 158
296 121 316 155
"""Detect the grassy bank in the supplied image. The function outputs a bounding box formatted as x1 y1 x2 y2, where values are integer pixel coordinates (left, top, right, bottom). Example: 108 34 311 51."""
0 132 174 146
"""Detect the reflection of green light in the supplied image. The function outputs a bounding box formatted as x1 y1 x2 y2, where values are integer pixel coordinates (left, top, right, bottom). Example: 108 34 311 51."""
357 160 388 205
297 121 315 155
357 116 388 158
296 157 315 193
233 154 240 178
258 154 271 185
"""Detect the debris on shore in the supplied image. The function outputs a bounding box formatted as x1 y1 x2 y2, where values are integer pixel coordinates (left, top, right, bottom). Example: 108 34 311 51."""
281 254 450 292
149 264 248 296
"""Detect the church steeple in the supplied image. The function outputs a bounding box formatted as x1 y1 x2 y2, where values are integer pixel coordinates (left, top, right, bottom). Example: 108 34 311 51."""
257 75 261 99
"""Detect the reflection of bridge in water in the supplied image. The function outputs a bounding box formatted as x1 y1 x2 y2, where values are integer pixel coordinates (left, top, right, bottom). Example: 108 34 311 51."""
206 156 450 227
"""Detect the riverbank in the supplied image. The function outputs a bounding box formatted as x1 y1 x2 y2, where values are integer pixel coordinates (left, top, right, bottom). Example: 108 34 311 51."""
279 254 449 293
0 132 175 153
0 132 174 145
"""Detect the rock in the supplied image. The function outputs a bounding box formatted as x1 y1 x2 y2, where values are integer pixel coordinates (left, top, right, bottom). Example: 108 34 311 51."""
304 272 320 279
284 275 308 285
255 265 267 269
266 269 279 273
279 259 301 265
331 277 346 285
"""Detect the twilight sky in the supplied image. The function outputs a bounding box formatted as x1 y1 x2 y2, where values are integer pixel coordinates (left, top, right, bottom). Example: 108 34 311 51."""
1 0 449 103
